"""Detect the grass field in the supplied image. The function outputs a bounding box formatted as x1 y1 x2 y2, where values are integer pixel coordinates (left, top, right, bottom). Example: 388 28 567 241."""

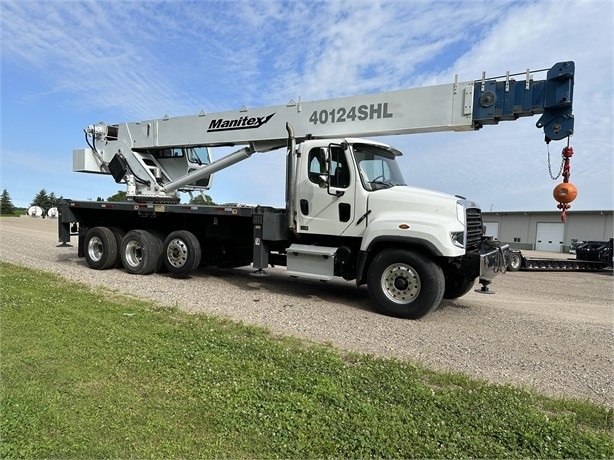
1 262 612 458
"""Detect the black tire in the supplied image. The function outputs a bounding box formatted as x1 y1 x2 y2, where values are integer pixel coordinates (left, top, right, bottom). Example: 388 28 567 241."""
508 252 522 272
84 226 118 270
109 227 126 267
367 249 445 319
162 230 202 275
120 230 163 275
148 230 167 273
443 276 476 299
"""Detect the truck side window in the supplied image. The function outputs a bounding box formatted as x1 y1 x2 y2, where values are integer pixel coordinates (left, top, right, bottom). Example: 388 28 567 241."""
307 147 349 188
308 148 327 186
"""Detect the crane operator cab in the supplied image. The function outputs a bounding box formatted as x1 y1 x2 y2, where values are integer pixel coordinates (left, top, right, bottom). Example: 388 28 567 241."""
134 146 214 191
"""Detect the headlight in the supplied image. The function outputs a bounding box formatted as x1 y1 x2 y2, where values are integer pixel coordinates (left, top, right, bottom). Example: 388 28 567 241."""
453 201 467 248
456 202 466 225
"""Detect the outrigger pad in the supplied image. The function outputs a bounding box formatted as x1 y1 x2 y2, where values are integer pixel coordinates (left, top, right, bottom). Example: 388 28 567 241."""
475 278 496 294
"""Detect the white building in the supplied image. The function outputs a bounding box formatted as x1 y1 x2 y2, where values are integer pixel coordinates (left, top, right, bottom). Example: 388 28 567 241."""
481 210 613 253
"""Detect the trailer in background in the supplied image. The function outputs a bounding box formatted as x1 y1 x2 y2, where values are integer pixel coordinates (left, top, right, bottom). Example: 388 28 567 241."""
507 239 613 272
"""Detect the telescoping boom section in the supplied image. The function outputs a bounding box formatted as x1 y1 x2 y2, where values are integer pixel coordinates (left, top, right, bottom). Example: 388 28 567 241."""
74 62 573 201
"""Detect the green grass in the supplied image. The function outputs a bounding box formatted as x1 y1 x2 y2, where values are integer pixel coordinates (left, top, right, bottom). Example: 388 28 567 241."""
1 262 612 458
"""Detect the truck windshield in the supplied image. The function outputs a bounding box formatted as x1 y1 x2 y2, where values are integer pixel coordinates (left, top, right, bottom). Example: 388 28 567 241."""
353 143 406 190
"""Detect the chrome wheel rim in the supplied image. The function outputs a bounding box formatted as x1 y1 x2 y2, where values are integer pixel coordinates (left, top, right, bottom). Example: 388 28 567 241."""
166 238 188 268
381 263 421 304
124 240 143 267
87 236 103 262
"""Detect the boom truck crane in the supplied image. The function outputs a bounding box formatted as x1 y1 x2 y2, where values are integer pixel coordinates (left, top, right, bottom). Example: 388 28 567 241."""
58 61 575 319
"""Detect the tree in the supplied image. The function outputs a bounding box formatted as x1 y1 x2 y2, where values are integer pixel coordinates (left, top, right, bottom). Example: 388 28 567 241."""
189 194 216 205
48 191 58 208
31 189 49 208
29 189 64 211
107 190 127 202
0 189 15 215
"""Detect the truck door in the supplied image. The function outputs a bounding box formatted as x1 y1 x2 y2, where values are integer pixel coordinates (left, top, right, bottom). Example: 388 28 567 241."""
296 145 356 236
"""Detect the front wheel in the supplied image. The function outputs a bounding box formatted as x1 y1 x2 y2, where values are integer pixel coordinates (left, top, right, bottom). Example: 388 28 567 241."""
367 249 444 319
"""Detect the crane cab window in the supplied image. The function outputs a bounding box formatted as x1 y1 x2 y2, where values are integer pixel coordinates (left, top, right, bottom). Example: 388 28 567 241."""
145 147 211 165
307 146 350 188
186 147 210 165
148 148 183 158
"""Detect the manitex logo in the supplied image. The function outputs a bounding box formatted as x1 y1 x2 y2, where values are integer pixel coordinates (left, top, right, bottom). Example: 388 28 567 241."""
207 113 275 132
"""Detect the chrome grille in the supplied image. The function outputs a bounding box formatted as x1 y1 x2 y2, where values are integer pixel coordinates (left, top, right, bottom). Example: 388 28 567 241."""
466 208 483 252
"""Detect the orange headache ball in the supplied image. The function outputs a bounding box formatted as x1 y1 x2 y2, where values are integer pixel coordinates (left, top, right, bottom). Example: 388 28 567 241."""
553 182 578 204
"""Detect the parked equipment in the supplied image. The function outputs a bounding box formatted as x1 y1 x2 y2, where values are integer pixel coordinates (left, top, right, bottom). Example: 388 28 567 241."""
507 239 613 272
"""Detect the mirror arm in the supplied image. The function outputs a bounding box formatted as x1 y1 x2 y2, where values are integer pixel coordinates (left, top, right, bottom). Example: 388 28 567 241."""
327 189 345 197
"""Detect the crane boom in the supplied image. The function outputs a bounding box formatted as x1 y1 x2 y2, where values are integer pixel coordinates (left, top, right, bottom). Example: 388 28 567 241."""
75 61 573 200
101 62 574 147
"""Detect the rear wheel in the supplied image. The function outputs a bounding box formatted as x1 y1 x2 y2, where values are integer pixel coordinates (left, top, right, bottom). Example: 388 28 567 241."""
109 227 126 267
367 249 444 319
163 230 202 275
84 226 118 270
120 230 163 275
508 252 522 272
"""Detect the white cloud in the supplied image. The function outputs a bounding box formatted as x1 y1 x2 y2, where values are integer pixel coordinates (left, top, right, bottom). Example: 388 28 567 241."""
1 1 206 118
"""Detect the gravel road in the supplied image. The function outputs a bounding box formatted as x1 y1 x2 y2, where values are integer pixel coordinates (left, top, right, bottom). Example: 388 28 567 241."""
1 216 613 406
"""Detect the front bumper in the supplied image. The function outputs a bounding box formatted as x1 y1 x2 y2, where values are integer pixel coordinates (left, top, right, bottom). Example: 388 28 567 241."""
479 239 510 285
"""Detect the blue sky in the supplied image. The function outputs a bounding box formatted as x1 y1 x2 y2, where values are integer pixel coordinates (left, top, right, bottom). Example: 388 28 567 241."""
1 0 612 212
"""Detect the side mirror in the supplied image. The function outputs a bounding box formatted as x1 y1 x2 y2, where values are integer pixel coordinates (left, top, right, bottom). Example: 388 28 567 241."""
326 143 347 197
315 147 330 188
317 174 328 188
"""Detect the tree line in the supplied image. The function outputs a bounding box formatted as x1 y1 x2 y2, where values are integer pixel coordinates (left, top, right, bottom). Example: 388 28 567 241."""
0 188 217 215
0 188 64 215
